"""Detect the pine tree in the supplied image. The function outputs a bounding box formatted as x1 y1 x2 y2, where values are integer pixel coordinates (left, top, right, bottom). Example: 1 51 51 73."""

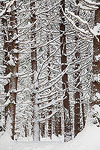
73 0 81 137
30 0 40 141
60 0 71 141
91 2 100 105
1 0 19 140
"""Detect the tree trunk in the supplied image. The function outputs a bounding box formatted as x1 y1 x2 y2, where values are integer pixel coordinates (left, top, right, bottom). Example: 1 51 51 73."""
60 0 71 142
45 3 52 138
1 0 19 140
74 0 81 137
82 103 85 128
47 44 52 139
0 1 9 129
30 0 40 141
91 4 100 106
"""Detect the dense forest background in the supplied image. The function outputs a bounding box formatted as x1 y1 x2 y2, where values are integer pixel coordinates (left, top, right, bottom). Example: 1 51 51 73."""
0 0 100 142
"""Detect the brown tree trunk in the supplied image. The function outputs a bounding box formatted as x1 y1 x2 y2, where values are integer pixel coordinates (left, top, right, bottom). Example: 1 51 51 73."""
30 0 39 141
54 112 62 137
82 103 85 128
45 4 52 138
25 125 28 137
47 43 52 139
1 0 19 140
74 51 81 137
91 4 100 105
60 0 71 141
0 1 9 128
74 0 81 137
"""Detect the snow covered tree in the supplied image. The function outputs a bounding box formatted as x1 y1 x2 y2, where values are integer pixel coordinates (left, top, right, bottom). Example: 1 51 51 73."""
90 0 100 126
74 0 81 137
60 0 71 141
0 0 99 142
91 2 100 105
30 0 40 141
1 0 19 139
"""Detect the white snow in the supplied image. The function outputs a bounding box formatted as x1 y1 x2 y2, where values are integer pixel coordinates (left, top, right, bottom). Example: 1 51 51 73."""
13 49 19 53
96 92 100 99
95 54 100 61
8 55 15 66
93 74 100 82
5 72 12 79
93 105 100 119
0 124 100 150
92 23 100 36
4 98 10 107
83 0 100 6
93 92 100 101
0 131 14 150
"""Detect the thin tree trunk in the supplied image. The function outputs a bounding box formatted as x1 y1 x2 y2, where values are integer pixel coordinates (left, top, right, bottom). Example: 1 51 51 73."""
30 0 40 141
91 4 100 105
82 103 85 128
1 0 19 140
25 125 28 137
1 1 9 128
74 0 81 137
47 44 52 139
60 0 71 142
46 10 52 139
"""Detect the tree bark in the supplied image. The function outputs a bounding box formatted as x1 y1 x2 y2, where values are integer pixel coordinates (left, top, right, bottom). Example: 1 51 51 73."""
74 0 81 137
60 0 71 142
1 0 19 140
46 3 52 138
30 0 40 141
91 4 100 106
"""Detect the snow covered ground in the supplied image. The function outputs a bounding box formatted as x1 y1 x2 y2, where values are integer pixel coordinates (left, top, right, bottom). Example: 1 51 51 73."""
0 124 100 150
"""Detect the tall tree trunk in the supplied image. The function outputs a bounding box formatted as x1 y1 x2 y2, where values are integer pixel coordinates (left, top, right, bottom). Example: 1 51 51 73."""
47 42 52 139
1 0 19 140
30 0 40 141
1 1 9 129
60 0 71 142
91 4 100 106
74 0 81 137
82 103 85 128
45 1 52 138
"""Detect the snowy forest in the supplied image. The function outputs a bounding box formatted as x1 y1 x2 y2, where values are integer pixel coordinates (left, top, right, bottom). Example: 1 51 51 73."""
0 0 100 150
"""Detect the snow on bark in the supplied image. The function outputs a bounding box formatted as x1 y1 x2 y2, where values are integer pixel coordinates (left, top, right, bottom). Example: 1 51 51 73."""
91 1 100 106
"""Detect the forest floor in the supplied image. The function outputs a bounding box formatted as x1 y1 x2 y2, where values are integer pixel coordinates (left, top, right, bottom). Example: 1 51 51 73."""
0 124 100 150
